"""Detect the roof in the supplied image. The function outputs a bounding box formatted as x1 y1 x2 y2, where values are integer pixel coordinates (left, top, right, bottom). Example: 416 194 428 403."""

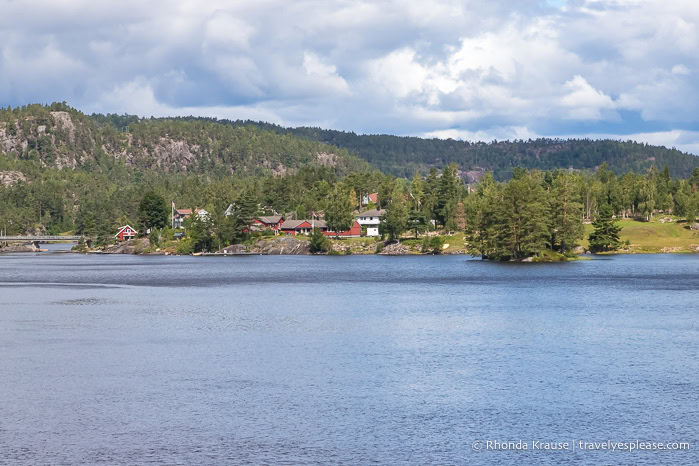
257 215 283 224
175 208 206 216
357 209 386 217
115 225 137 238
280 219 326 229
368 192 378 202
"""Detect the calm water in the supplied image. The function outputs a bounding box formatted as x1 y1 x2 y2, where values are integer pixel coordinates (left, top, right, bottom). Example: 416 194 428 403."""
0 253 697 465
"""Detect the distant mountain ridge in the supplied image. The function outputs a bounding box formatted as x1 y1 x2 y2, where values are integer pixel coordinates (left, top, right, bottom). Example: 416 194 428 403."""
225 121 699 180
1 103 697 180
0 103 368 176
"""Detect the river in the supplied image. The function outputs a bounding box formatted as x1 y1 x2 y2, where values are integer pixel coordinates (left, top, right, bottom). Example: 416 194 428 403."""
1 253 697 464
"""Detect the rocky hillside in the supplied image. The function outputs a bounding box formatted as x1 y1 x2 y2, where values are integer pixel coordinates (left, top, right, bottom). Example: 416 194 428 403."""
0 103 368 175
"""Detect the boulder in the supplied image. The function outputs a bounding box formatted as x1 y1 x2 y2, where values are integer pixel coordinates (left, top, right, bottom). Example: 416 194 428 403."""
251 237 310 255
219 244 248 255
103 238 150 254
378 242 411 255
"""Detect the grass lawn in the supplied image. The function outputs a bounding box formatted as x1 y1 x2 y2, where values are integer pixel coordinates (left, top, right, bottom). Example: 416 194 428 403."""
583 218 699 253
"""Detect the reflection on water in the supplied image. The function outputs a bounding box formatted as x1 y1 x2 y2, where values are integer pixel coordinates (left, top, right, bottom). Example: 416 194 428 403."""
0 254 697 464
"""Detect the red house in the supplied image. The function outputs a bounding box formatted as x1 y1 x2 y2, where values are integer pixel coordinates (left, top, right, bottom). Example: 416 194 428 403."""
280 219 325 236
253 215 285 231
115 225 137 242
324 220 361 238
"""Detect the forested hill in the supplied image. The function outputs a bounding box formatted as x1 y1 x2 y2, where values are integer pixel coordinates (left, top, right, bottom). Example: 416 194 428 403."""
227 121 699 180
0 104 369 176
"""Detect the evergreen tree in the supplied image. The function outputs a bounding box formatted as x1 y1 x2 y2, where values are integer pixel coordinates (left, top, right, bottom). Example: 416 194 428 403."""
408 208 427 238
589 204 622 252
325 185 354 238
309 228 330 253
380 197 409 242
138 191 168 231
493 172 549 260
550 174 584 254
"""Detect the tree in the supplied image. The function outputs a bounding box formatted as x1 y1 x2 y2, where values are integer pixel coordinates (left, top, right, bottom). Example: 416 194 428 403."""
408 208 427 238
588 204 622 252
309 228 330 253
435 163 460 227
550 174 584 254
494 172 549 260
380 197 409 242
138 191 168 231
325 185 354 238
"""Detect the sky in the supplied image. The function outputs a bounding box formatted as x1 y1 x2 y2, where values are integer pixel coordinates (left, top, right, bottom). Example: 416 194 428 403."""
1 0 699 154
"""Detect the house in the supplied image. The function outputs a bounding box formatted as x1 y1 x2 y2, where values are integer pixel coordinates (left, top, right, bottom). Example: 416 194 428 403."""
280 219 327 236
115 225 137 242
362 192 379 205
356 209 386 236
324 220 361 238
172 207 209 229
253 215 285 231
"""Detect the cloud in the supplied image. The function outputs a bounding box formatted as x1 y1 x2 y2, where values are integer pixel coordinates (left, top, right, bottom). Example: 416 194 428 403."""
0 0 698 156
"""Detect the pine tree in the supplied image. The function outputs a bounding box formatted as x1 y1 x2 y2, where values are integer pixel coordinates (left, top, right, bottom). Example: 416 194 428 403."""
550 174 584 254
380 197 409 242
309 228 330 253
408 208 427 238
325 185 354 238
138 191 168 231
588 204 622 252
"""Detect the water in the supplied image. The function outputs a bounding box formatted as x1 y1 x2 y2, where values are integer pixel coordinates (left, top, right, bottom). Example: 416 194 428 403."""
0 253 697 465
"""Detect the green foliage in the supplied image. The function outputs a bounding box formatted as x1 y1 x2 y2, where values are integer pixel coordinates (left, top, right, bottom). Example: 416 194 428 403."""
325 184 355 237
380 196 409 242
309 228 330 254
589 204 622 252
465 171 578 260
421 236 445 254
138 191 168 231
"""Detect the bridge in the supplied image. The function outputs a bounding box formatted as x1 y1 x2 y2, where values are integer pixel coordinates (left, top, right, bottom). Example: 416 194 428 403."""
0 235 83 242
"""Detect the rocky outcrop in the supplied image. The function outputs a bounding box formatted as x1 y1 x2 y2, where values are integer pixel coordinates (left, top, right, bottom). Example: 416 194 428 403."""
102 238 150 254
0 171 27 187
218 244 249 254
0 242 39 253
378 242 411 255
251 237 310 255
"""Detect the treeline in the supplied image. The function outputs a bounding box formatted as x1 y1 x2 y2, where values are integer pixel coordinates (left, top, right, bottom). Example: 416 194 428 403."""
212 120 699 180
380 163 699 260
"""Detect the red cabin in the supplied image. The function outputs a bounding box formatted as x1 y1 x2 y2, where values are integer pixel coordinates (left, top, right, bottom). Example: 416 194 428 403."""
115 225 137 242
323 220 361 238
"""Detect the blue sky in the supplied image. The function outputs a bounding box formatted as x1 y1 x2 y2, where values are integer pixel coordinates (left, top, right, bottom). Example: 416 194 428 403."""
1 0 699 154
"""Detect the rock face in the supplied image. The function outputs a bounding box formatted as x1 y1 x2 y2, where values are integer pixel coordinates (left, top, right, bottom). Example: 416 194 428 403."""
251 237 310 255
378 242 411 255
0 171 27 187
102 238 150 254
219 244 248 254
0 242 39 253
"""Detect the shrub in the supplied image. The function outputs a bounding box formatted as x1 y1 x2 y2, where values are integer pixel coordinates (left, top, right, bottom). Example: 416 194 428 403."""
309 228 330 254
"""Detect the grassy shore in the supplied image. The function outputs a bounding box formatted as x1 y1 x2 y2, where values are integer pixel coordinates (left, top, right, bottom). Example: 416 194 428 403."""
582 218 699 254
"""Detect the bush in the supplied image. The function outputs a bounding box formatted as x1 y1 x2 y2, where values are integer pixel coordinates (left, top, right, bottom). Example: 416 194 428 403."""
375 241 384 254
176 238 194 255
422 236 444 254
309 228 330 254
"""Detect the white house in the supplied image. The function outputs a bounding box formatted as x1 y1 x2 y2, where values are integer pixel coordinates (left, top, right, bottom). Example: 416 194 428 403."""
356 209 385 237
172 207 209 229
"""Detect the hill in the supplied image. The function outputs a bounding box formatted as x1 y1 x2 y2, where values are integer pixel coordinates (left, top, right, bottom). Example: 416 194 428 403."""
0 103 369 176
228 122 699 180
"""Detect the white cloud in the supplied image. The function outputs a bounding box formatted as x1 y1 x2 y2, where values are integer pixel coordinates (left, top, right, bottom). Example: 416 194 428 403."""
0 0 698 155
